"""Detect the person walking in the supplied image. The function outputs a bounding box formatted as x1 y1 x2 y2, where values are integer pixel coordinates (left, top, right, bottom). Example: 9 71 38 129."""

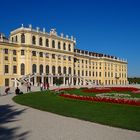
40 82 43 91
47 83 49 90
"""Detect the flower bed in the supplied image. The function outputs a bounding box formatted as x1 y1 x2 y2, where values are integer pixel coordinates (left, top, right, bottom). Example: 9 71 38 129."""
52 88 76 92
82 87 140 93
59 93 140 106
132 90 140 94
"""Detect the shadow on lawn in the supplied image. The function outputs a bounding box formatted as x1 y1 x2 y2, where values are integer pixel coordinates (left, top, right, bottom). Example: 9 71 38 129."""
0 104 30 140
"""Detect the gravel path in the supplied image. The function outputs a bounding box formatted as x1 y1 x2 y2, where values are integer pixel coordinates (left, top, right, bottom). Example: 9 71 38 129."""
0 94 140 140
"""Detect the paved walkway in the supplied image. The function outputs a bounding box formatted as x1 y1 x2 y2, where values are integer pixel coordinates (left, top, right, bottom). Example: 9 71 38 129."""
0 94 140 140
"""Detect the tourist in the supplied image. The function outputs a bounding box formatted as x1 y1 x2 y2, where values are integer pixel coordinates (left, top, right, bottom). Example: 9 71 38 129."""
47 83 49 90
40 82 43 91
44 82 46 90
5 87 10 95
29 82 32 92
27 82 29 92
15 87 20 95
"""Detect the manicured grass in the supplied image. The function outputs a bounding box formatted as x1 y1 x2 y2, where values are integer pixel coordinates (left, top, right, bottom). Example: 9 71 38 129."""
13 91 140 131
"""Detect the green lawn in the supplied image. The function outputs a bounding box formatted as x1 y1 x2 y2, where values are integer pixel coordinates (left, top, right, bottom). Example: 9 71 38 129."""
13 90 140 131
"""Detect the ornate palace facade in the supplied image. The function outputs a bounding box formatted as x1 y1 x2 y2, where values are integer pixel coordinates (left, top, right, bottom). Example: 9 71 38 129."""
0 25 128 87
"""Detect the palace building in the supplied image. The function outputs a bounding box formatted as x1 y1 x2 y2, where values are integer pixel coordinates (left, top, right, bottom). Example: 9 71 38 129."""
0 25 128 87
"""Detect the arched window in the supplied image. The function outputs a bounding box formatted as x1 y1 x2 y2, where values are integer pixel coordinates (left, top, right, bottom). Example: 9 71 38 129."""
52 40 55 48
63 67 66 74
15 36 18 42
32 64 37 74
39 64 43 75
68 44 71 51
58 42 61 49
58 66 61 74
46 65 49 74
39 37 42 46
68 67 71 74
63 43 66 50
32 36 36 45
21 33 25 43
21 63 25 75
46 39 49 47
52 66 55 75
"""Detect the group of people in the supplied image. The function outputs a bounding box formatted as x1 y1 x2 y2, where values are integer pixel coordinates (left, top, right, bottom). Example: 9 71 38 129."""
4 81 50 96
40 82 49 91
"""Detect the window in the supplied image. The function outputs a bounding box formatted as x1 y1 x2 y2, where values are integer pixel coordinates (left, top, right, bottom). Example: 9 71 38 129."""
108 72 110 77
46 39 49 47
45 53 49 58
13 66 17 74
39 52 43 57
52 54 55 59
68 67 71 74
13 50 16 55
105 72 107 77
82 70 84 76
58 66 61 74
63 43 66 50
58 55 61 60
89 71 91 76
32 64 37 74
52 66 55 75
63 67 66 74
39 37 42 46
58 42 61 49
21 50 25 55
13 57 16 61
52 40 55 48
5 79 9 86
39 65 43 75
32 36 36 45
4 49 8 54
21 33 25 43
78 70 80 76
68 56 71 61
68 44 71 51
86 71 88 76
63 56 66 60
96 72 98 77
5 56 8 61
46 65 49 74
99 72 101 77
5 65 9 73
32 51 36 56
15 36 18 42
21 63 25 75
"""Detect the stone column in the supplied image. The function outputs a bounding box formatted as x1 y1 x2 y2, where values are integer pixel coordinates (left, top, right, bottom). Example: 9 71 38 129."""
48 77 51 85
63 75 66 86
15 78 17 87
42 75 44 83
51 76 53 86
34 74 37 86
76 78 78 86
71 77 74 86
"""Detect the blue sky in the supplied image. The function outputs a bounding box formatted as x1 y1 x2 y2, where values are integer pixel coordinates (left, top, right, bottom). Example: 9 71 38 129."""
0 0 140 77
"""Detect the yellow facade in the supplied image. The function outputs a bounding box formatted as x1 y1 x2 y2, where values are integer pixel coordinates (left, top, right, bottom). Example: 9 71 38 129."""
0 25 127 87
